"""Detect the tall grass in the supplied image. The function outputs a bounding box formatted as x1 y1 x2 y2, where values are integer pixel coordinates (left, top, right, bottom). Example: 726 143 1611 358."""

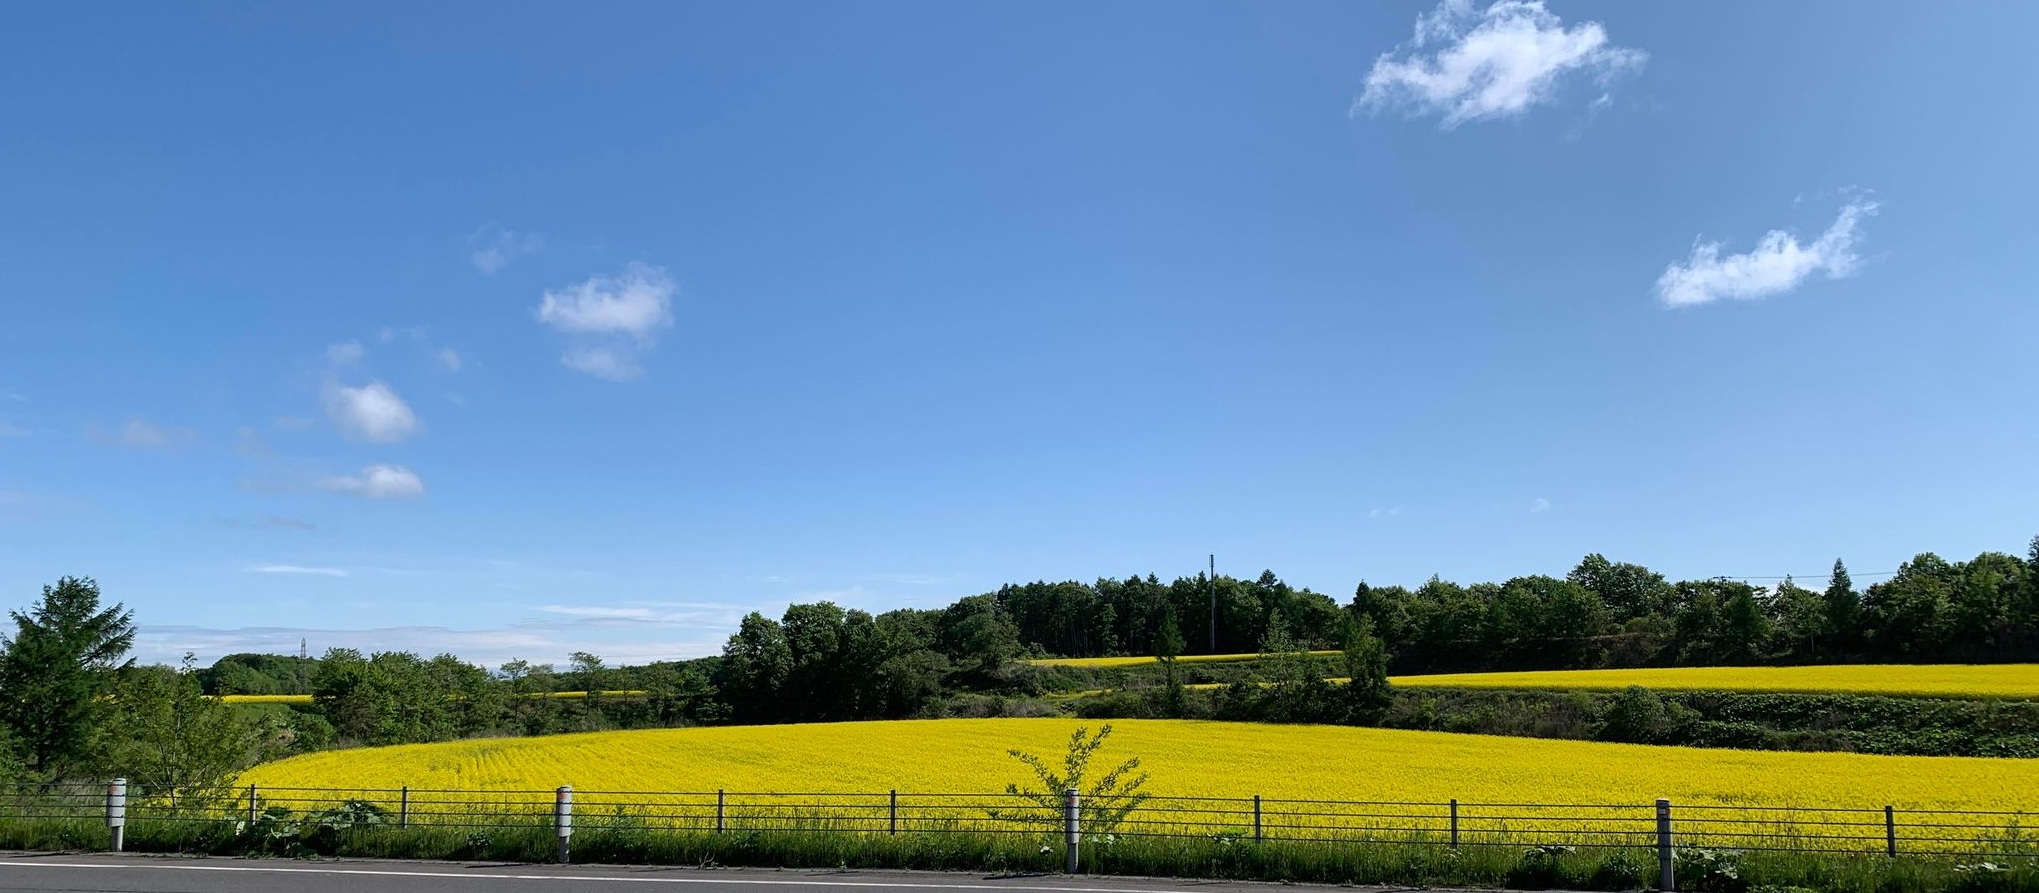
2 816 2034 893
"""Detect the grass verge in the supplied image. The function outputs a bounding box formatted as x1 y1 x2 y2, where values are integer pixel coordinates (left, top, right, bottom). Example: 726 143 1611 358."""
2 817 2035 893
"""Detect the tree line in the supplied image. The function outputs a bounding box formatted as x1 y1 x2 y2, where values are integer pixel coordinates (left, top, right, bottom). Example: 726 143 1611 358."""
6 536 2035 779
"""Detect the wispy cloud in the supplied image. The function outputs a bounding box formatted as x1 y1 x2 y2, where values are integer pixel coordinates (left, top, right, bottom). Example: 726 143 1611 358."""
89 417 196 449
1 390 23 402
319 464 426 500
1656 197 1881 308
438 348 464 373
0 489 38 518
322 380 420 443
537 263 676 381
249 564 348 577
325 341 366 364
538 605 659 620
134 620 731 669
1356 0 1646 129
561 347 639 381
234 426 270 458
1369 506 1404 519
1529 497 1552 513
0 421 28 438
218 514 318 532
867 573 953 587
470 226 544 275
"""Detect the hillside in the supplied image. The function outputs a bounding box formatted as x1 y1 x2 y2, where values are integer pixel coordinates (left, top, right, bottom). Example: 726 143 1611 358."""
240 717 2039 813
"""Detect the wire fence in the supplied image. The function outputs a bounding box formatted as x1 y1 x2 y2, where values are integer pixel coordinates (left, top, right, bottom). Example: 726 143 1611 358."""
4 780 2035 867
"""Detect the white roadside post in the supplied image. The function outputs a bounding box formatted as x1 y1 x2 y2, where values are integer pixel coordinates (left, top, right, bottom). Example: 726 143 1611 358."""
106 778 127 852
1063 787 1080 874
555 786 573 864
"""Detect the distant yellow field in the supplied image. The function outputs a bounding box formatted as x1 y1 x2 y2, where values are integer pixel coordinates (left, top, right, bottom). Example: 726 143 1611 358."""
1033 659 2039 699
1390 665 2039 699
1031 651 1338 668
241 717 2038 814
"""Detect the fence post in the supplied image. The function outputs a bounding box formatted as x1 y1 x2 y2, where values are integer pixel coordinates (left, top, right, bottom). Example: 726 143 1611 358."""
554 786 573 865
890 789 898 835
247 784 259 826
716 789 726 834
1656 798 1675 892
1064 787 1080 874
1885 805 1896 857
399 786 410 829
1253 795 1262 842
106 778 127 853
1449 798 1459 849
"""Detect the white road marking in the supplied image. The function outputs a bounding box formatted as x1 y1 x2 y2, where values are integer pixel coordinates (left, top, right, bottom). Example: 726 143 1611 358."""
0 861 1211 893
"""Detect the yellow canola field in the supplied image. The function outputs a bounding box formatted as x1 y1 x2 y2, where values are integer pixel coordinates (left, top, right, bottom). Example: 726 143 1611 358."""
241 717 2038 813
1032 651 1339 668
1032 660 2039 699
1390 665 2039 699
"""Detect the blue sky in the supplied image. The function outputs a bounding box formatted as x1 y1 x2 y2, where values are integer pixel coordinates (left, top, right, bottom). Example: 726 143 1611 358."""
4 1 2036 667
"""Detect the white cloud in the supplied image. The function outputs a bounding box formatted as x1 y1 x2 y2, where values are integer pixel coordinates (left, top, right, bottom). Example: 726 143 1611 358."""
537 263 675 337
471 227 544 275
325 341 366 364
319 464 426 500
1530 497 1552 513
250 564 349 578
1656 198 1881 308
90 418 196 449
537 264 678 381
1369 507 1404 519
322 380 420 442
1357 0 1646 128
438 348 464 372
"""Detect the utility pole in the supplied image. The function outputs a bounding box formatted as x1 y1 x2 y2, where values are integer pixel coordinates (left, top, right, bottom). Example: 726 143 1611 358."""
1208 554 1216 653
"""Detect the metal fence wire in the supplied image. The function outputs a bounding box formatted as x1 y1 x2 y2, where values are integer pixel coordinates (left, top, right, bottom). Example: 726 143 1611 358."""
3 780 2035 872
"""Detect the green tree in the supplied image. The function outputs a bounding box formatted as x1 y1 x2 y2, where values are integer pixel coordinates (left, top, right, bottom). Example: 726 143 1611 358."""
1340 614 1392 719
1568 555 1674 621
0 576 136 775
936 594 1020 680
1153 609 1186 717
1823 560 1863 655
1864 554 1956 657
1252 614 1330 721
991 724 1151 836
718 612 792 723
310 649 462 746
1771 576 1828 658
100 654 261 806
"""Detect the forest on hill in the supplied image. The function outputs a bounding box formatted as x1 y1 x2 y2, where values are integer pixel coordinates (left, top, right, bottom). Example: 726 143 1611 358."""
4 538 2037 786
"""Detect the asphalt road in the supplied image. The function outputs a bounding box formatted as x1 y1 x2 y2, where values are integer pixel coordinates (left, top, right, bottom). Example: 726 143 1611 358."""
0 854 1374 893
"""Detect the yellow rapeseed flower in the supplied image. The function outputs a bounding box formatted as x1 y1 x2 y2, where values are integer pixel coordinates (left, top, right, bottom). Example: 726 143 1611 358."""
240 717 2038 813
